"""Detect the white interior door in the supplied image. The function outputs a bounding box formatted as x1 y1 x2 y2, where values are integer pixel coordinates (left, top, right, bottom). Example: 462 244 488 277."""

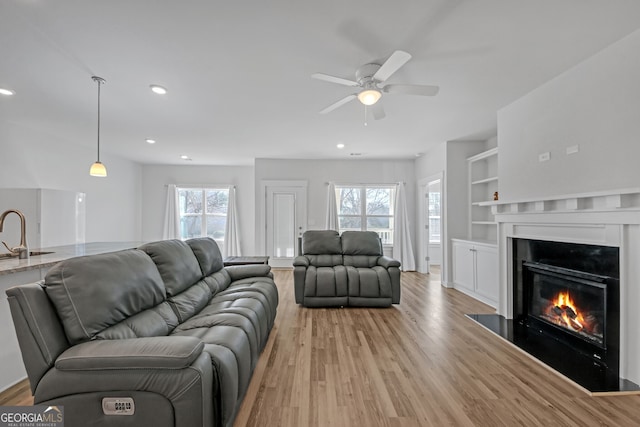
419 173 444 274
420 183 431 274
427 179 442 270
264 182 307 268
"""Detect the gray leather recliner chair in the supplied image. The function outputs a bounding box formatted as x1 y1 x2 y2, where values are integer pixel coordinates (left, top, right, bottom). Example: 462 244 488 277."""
293 230 401 307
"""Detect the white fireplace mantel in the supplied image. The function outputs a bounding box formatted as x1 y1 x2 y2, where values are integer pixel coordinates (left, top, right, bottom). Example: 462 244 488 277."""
491 188 640 385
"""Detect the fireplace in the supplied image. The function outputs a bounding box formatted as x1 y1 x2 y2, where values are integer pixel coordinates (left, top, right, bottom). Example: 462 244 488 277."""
465 188 640 393
512 239 620 377
468 236 632 393
525 262 607 348
514 239 620 376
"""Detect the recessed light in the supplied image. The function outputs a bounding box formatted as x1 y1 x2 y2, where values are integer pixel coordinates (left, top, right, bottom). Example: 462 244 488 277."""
150 85 167 95
337 143 345 149
0 88 15 96
180 155 192 161
145 139 156 144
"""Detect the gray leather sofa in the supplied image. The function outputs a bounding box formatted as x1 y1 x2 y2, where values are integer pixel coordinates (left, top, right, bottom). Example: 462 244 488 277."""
5 237 278 427
293 230 401 307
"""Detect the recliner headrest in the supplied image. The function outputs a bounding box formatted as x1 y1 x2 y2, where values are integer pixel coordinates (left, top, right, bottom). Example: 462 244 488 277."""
302 230 341 255
341 231 383 256
187 237 224 276
139 239 203 296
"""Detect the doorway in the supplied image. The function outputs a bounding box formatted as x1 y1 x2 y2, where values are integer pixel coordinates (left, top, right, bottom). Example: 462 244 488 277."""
260 180 307 268
418 173 444 275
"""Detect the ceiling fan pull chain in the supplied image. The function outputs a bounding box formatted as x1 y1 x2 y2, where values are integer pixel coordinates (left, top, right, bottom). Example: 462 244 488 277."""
364 105 368 126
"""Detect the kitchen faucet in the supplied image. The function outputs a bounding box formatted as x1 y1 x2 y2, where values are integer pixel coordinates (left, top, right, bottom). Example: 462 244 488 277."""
0 209 29 259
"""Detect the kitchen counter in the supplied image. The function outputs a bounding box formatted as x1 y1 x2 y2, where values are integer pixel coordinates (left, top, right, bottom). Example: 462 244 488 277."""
0 241 145 276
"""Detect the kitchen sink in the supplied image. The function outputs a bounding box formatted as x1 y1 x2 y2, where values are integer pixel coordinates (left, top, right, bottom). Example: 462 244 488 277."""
29 251 55 256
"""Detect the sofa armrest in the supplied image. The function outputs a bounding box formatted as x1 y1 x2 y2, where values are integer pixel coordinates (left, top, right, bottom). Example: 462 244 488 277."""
225 264 272 280
55 336 204 371
35 337 215 427
378 256 401 268
293 256 309 267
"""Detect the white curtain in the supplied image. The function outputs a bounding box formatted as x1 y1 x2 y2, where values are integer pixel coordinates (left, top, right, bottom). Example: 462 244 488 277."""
224 186 241 257
393 182 416 271
326 182 338 230
162 184 180 239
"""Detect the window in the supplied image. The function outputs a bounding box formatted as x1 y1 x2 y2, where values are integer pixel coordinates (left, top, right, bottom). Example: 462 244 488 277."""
335 185 395 244
177 187 229 245
428 190 441 243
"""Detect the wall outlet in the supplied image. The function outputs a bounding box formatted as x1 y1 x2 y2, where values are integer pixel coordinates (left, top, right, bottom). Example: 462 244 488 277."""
538 152 551 162
566 145 579 155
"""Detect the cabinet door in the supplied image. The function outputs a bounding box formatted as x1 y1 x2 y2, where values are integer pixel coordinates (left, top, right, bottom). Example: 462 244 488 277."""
474 245 498 302
452 242 475 292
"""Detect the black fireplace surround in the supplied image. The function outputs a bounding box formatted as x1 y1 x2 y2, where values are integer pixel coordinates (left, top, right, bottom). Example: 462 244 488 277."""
468 238 640 393
514 238 620 375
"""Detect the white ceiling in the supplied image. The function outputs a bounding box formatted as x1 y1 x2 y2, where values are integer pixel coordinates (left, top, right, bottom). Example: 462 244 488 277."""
2 0 640 166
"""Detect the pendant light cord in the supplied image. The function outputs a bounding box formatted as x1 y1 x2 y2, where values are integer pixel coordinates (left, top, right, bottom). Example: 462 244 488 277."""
92 76 105 162
96 78 101 162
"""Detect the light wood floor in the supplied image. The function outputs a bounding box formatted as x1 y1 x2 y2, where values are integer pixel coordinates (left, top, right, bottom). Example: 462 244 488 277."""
4 270 640 426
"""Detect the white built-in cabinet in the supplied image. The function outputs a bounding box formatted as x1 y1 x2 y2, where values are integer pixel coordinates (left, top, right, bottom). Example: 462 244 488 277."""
468 147 498 243
450 147 499 307
451 239 498 307
450 146 499 307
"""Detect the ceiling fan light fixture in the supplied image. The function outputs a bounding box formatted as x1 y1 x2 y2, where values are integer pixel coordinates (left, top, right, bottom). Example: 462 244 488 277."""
357 89 381 106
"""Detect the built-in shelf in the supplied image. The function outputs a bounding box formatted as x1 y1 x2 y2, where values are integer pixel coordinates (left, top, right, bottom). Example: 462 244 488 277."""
471 176 498 185
481 187 640 217
468 147 498 243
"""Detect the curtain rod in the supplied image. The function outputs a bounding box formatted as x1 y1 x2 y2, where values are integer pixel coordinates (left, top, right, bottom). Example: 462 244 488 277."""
165 184 236 189
325 182 405 186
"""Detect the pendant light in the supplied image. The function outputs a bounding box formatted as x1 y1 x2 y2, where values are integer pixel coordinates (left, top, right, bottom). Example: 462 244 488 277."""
89 76 107 177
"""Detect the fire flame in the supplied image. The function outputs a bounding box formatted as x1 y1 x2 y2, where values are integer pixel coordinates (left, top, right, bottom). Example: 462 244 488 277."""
549 291 584 331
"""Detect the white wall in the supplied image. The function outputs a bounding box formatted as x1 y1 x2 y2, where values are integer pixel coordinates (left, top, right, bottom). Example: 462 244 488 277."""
414 139 493 284
0 123 142 243
255 158 417 262
415 143 446 180
498 28 640 200
140 165 256 254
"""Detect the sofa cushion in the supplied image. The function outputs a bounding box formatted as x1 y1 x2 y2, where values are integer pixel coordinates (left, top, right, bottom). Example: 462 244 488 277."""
305 254 343 267
341 231 383 256
187 237 224 276
167 279 212 323
139 240 203 297
302 230 341 254
204 270 232 295
343 255 381 268
94 302 179 339
45 249 166 345
304 265 348 298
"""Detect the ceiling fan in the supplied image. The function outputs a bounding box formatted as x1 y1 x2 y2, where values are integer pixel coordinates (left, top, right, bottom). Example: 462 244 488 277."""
312 50 439 120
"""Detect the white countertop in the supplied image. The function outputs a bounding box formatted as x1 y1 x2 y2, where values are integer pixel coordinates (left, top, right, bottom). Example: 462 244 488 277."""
0 242 145 276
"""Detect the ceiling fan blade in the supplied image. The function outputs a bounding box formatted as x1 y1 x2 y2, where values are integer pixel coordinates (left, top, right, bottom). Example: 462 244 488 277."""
371 102 386 120
383 84 440 96
319 94 357 114
373 50 412 82
311 73 359 87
